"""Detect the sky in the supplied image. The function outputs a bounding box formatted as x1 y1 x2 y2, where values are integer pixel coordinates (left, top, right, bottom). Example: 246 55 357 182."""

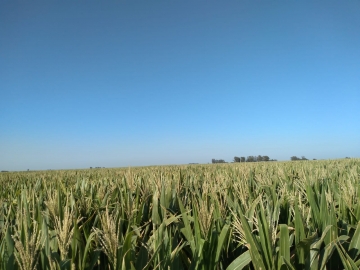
1 1 359 171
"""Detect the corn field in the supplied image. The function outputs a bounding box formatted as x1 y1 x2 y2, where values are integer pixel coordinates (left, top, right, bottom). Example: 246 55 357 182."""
1 159 360 269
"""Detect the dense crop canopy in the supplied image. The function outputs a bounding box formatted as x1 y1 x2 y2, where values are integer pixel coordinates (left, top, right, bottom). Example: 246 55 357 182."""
1 159 360 269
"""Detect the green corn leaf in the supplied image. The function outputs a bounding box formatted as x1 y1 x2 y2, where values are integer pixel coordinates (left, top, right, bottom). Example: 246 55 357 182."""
215 224 230 264
192 206 203 249
238 207 267 270
319 187 327 234
349 222 360 260
57 185 64 221
135 246 148 270
81 231 97 270
319 242 336 270
226 250 252 270
178 196 196 254
160 183 167 219
258 203 273 270
278 224 290 270
305 184 320 229
152 189 161 226
5 226 15 270
296 232 318 250
281 256 296 270
309 225 332 268
335 242 359 270
294 201 306 265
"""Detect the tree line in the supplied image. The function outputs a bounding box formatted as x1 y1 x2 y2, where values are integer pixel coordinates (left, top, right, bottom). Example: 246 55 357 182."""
211 155 277 163
211 156 355 163
234 155 277 162
290 156 308 161
212 159 226 163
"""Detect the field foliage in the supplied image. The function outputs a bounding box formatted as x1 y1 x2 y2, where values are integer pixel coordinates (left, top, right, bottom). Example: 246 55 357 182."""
1 159 360 269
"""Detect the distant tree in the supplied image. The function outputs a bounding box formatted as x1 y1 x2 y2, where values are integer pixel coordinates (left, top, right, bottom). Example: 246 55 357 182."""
301 156 308 160
313 158 317 160
212 159 226 164
240 157 246 162
263 156 270 162
246 156 256 162
257 155 263 162
234 156 241 163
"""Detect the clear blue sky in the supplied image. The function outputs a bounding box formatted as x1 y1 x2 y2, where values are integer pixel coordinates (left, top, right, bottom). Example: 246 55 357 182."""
1 1 359 171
